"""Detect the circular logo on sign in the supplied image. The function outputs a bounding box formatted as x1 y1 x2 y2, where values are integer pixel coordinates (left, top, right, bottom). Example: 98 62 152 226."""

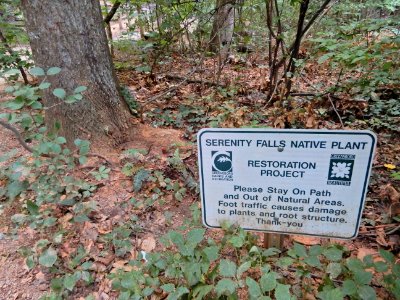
212 151 232 172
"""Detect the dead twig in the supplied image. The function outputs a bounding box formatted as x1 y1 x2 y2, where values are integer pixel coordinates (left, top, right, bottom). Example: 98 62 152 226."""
165 74 226 87
0 119 112 165
328 93 344 128
0 119 34 153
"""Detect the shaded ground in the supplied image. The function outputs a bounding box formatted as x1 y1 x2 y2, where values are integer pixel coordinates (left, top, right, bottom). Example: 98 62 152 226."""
0 50 399 299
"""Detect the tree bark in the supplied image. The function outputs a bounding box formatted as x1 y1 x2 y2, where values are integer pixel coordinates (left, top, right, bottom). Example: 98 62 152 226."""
209 0 235 57
20 0 131 147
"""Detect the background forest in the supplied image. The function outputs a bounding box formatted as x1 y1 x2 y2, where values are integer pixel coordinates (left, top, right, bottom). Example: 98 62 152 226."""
0 0 399 299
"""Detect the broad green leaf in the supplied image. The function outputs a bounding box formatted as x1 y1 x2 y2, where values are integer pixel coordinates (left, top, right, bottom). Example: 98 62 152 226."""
74 86 87 93
29 67 45 76
379 249 395 264
246 277 262 299
318 287 344 300
52 88 66 99
47 67 61 76
65 95 77 104
219 259 237 277
275 283 291 300
26 255 35 269
276 256 294 268
318 53 333 64
161 283 175 293
237 261 251 278
63 274 79 291
323 247 343 261
26 200 39 215
346 258 364 272
51 277 63 292
80 261 92 270
51 143 62 154
39 247 58 267
167 286 189 300
169 231 185 248
192 284 213 300
39 82 51 89
133 169 150 192
53 233 63 244
6 99 24 110
74 139 90 155
293 243 307 258
373 261 388 272
304 255 322 268
229 236 244 248
326 262 342 279
73 215 90 223
215 278 237 296
309 245 323 256
74 94 83 100
203 246 219 262
358 285 376 300
55 136 67 144
4 86 14 93
43 217 57 227
79 156 88 165
260 272 277 292
187 228 205 246
183 262 202 286
353 269 373 285
7 180 28 200
143 287 154 297
35 239 50 249
262 247 280 257
4 69 20 76
342 280 357 296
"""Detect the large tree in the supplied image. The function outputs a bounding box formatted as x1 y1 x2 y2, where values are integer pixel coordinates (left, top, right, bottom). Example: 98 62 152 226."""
209 0 235 57
20 0 131 146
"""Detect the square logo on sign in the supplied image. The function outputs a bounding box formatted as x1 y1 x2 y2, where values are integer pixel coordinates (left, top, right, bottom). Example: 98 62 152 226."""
211 151 233 181
327 154 355 186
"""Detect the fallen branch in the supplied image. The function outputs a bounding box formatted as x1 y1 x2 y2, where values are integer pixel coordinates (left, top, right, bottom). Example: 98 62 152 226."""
290 92 318 97
0 119 112 165
0 119 34 153
165 74 226 87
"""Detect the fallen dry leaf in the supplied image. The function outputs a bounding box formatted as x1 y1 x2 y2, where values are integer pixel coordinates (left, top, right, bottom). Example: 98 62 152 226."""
384 163 396 170
376 228 388 247
35 272 46 282
306 116 316 128
95 254 115 266
389 202 400 217
357 248 379 261
89 262 107 272
291 235 321 245
379 184 400 203
141 235 156 252
81 222 99 241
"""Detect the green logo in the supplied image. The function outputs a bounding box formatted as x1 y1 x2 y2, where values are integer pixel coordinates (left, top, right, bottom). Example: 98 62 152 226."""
212 151 232 172
327 154 355 186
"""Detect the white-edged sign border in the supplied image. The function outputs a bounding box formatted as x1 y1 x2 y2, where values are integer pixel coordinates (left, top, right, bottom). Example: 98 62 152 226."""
197 128 377 239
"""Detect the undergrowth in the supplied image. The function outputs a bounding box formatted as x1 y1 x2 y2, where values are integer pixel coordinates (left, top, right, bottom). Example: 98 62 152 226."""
0 67 399 300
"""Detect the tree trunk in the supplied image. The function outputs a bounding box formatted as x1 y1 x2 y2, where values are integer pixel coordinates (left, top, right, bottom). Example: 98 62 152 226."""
209 0 235 57
20 0 131 147
102 0 115 57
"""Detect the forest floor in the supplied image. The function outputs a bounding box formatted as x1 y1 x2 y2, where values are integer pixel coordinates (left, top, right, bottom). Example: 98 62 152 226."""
0 50 399 299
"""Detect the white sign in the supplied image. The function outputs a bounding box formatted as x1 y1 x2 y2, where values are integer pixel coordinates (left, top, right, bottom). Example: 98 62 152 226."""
197 129 376 239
